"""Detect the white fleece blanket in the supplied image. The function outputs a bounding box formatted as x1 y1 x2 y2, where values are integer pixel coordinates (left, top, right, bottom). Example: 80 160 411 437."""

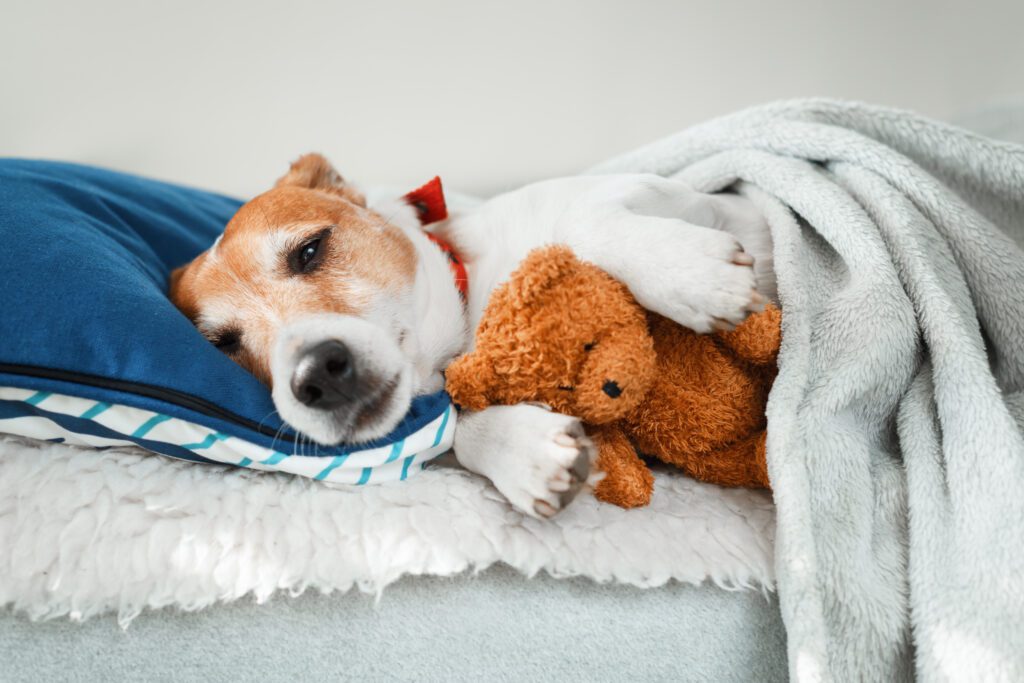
592 99 1024 682
0 435 775 627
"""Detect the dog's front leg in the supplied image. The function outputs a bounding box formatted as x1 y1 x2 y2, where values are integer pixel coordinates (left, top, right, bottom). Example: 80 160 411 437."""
453 404 596 518
555 175 767 333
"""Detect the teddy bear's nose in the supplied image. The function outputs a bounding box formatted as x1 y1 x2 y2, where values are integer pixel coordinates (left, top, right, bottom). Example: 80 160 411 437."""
602 380 622 398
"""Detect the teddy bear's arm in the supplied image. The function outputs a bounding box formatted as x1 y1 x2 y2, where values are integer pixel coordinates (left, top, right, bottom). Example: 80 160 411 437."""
715 304 782 366
589 425 655 508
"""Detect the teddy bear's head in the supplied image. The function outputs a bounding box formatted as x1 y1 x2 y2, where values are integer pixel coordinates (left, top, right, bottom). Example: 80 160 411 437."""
446 245 657 424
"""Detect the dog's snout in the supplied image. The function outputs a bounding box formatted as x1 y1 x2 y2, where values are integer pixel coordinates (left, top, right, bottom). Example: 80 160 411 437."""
290 340 356 409
602 380 622 399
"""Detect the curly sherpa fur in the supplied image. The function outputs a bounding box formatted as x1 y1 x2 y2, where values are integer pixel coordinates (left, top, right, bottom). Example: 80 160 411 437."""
0 435 775 626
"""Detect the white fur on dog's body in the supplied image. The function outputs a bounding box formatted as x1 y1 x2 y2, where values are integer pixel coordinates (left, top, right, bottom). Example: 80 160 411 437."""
371 197 468 395
437 175 775 334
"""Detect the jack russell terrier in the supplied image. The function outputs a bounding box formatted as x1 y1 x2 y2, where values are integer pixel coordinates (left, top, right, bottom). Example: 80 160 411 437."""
170 153 776 517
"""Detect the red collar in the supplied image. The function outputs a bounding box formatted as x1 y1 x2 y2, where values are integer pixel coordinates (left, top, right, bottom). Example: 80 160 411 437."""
403 177 468 301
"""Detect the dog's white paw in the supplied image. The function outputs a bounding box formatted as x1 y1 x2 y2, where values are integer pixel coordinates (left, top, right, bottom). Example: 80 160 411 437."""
520 412 596 518
562 176 768 334
628 221 764 334
454 404 596 518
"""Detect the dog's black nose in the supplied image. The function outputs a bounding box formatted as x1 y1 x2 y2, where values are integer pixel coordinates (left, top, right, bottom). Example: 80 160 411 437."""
291 340 356 410
602 380 622 398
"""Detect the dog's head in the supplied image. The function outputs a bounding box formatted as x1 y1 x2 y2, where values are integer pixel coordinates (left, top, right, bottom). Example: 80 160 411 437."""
170 154 421 444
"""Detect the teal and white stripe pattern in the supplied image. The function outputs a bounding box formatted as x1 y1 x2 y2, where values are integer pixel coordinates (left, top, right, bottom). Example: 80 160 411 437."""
0 386 454 485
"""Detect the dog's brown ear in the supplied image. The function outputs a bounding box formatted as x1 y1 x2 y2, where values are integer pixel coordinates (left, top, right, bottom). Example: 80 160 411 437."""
444 351 499 412
168 262 199 319
275 153 366 206
168 264 185 296
167 264 184 292
168 260 192 303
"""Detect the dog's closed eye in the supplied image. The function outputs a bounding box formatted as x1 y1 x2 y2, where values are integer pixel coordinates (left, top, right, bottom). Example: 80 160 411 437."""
211 329 242 355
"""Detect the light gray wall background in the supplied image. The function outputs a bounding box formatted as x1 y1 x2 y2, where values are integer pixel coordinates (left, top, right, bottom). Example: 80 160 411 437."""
2 0 1022 198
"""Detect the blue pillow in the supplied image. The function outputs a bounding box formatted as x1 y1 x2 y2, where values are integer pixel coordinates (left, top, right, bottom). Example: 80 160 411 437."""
0 159 453 483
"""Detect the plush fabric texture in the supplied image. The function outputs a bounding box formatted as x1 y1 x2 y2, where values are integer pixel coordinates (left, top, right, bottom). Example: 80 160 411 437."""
0 435 776 626
0 159 452 477
592 99 1024 681
445 246 778 508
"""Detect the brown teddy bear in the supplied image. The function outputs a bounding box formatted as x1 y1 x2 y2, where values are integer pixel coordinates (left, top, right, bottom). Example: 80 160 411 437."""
445 245 780 508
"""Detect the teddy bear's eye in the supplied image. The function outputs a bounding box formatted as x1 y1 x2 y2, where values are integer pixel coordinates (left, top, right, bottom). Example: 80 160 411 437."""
583 342 597 352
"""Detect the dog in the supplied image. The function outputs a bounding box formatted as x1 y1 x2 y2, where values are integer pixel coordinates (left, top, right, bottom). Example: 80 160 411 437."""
170 153 776 517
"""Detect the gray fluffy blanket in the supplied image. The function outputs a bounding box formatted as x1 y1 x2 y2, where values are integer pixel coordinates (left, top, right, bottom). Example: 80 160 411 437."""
593 99 1024 681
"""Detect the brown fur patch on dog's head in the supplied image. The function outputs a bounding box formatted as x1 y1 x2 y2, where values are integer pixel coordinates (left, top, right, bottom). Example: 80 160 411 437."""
445 245 657 424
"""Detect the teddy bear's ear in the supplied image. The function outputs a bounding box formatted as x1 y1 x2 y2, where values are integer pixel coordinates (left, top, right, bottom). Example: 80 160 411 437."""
444 351 499 412
505 245 585 307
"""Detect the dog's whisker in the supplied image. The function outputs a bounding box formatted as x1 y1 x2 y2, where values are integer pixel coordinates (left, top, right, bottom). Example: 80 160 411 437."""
270 422 288 452
257 409 281 434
